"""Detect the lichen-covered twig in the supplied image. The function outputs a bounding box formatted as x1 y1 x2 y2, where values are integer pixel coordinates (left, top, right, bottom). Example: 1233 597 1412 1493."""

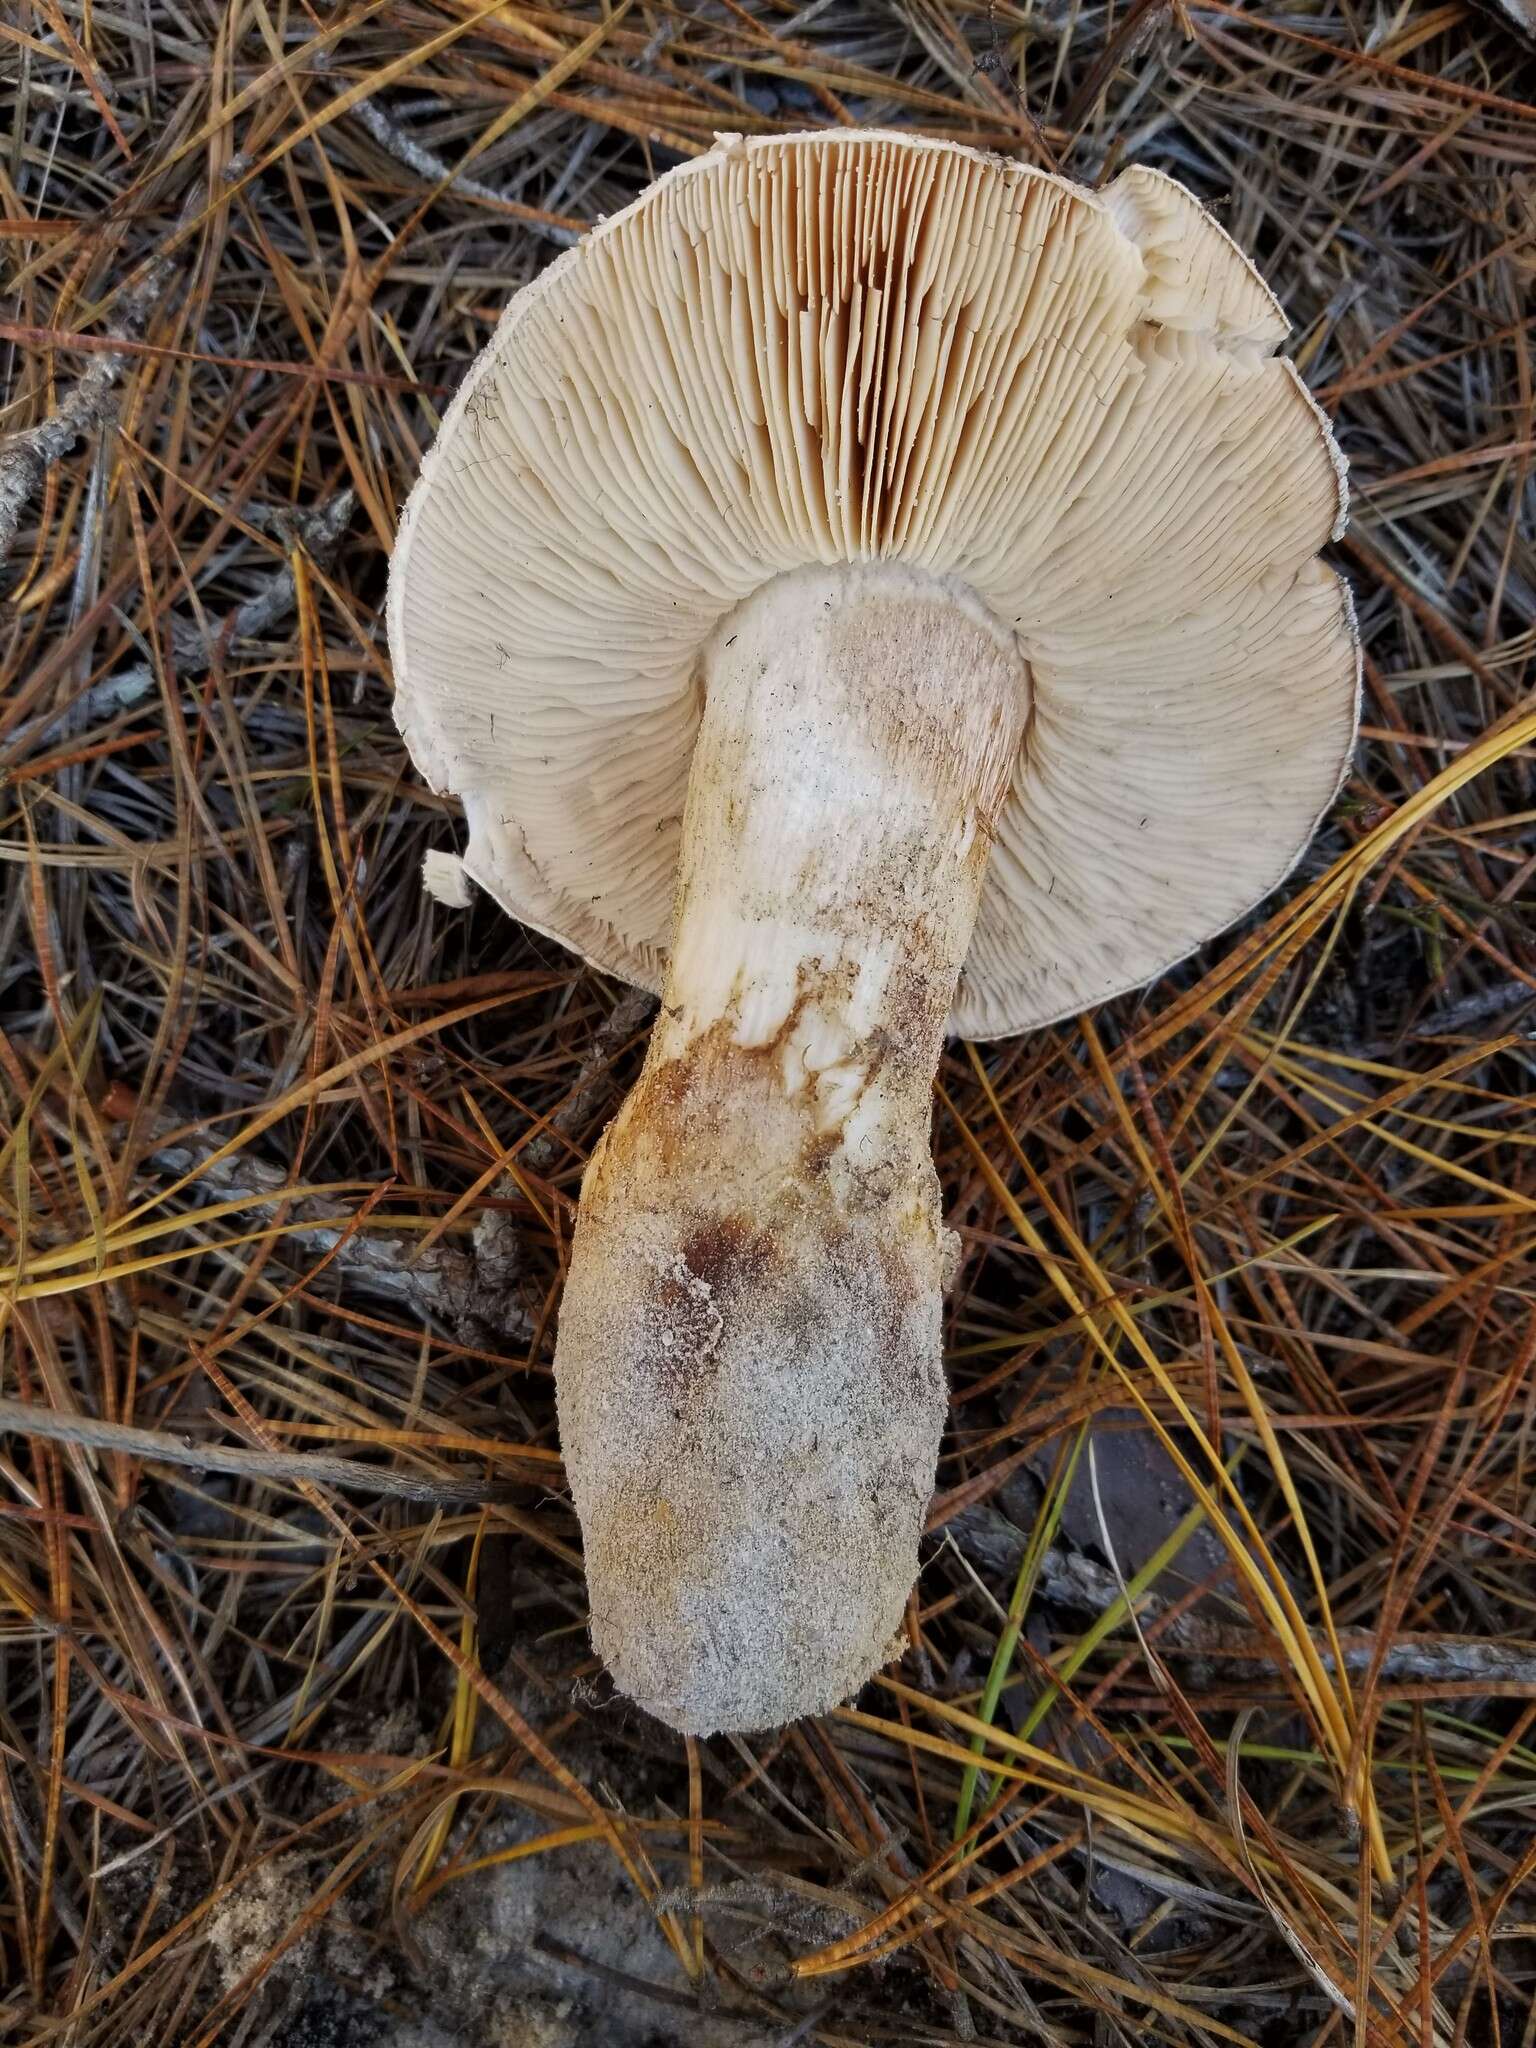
0 230 189 566
0 1394 509 1503
9 491 356 753
950 1504 1536 1689
146 1122 537 1341
353 100 580 249
0 351 132 567
522 983 655 1172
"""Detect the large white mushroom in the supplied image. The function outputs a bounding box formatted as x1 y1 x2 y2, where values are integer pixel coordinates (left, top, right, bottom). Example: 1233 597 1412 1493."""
388 131 1359 1735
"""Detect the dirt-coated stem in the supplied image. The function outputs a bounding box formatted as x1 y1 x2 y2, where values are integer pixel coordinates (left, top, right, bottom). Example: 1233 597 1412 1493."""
555 564 1028 1733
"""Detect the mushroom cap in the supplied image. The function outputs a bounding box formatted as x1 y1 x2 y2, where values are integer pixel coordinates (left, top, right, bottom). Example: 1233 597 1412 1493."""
388 131 1358 1039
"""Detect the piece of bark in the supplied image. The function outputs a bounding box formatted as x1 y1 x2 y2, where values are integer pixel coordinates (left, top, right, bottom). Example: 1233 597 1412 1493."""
146 1123 536 1341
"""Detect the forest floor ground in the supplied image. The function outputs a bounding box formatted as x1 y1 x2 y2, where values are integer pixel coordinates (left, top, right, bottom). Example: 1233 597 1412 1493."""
2 3 1535 2043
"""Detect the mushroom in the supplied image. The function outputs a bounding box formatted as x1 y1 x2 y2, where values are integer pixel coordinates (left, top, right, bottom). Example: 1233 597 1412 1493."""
388 131 1359 1735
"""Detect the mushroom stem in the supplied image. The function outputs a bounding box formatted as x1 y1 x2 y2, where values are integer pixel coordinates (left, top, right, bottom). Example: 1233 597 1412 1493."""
555 563 1027 1733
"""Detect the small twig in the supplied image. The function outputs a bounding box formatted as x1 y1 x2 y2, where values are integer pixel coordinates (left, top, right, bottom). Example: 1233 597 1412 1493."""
0 207 195 567
353 101 580 249
0 348 130 568
1364 977 1536 1053
0 1395 508 1504
146 1118 536 1340
973 0 1057 165
950 1507 1536 1686
523 984 655 1173
220 490 357 642
7 492 356 754
1249 1632 1536 1691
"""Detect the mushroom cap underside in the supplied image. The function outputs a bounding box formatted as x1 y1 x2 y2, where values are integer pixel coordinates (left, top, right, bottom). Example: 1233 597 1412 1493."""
387 129 1359 1039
